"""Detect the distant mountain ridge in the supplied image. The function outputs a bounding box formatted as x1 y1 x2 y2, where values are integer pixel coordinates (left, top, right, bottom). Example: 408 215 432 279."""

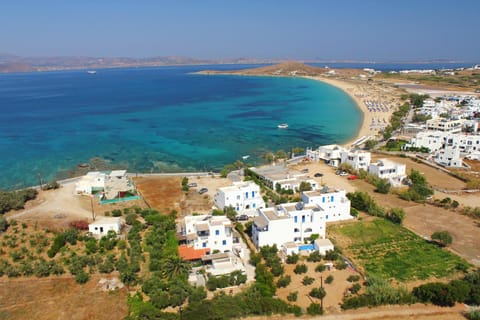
0 54 283 73
0 53 474 73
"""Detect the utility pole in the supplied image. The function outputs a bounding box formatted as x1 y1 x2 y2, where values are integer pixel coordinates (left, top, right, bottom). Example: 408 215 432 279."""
90 195 96 221
37 173 43 191
320 275 324 311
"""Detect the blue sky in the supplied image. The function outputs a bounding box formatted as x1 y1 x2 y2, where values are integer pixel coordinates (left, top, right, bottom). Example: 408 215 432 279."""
1 0 479 61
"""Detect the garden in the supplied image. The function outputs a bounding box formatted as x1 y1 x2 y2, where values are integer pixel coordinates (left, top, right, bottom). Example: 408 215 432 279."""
329 219 470 281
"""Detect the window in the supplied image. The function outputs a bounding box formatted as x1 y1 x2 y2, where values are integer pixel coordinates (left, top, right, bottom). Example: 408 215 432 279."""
253 203 256 208
294 216 298 223
294 228 300 233
222 240 227 245
331 196 334 202
252 191 255 197
302 215 305 223
202 242 207 248
215 230 220 236
245 192 248 199
326 215 329 220
322 197 325 203
304 228 312 233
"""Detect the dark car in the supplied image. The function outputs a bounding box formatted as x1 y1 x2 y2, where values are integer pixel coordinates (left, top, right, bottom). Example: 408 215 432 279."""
314 173 323 177
198 188 208 194
236 214 249 221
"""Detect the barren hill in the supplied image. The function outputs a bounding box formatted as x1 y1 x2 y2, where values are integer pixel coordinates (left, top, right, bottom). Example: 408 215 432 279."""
199 61 328 76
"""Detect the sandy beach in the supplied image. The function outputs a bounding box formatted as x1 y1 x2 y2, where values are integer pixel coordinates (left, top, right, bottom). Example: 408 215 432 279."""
306 76 398 147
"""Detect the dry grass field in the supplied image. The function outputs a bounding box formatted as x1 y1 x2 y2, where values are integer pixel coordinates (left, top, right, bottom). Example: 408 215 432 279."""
0 275 128 320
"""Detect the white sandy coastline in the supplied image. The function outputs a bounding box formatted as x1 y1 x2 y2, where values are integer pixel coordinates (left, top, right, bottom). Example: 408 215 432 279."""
305 76 387 147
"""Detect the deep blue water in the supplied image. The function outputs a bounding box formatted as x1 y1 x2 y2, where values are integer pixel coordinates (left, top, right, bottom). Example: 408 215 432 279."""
0 65 362 190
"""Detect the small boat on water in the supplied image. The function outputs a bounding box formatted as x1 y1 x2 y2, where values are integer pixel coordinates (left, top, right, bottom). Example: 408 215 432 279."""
242 155 250 160
277 123 288 129
87 70 97 74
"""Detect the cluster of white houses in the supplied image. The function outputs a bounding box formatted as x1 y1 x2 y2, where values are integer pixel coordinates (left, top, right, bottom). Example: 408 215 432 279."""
403 95 480 167
307 145 407 187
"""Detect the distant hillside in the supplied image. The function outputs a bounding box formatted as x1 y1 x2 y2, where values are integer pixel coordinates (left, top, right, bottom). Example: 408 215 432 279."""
199 61 327 76
0 62 34 73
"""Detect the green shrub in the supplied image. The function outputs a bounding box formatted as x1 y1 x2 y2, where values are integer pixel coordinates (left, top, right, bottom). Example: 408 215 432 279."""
276 275 291 288
293 264 307 274
347 275 361 282
307 251 322 262
350 283 362 294
75 270 90 284
315 264 326 272
302 276 315 286
287 291 298 302
325 275 334 284
307 302 323 315
286 253 299 264
309 287 326 299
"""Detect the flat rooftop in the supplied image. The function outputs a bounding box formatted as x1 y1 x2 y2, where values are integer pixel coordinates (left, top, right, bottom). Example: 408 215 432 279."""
250 165 304 181
303 187 342 196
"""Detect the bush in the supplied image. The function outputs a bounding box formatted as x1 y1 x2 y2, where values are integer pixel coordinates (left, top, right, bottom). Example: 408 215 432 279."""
386 208 405 225
307 302 323 316
336 260 348 270
350 283 362 294
47 233 66 258
287 291 298 302
286 253 299 264
309 287 326 299
315 264 326 272
307 251 322 262
374 179 391 194
431 231 453 247
294 264 308 274
111 209 122 217
75 270 90 284
347 275 361 282
325 275 334 284
302 276 315 286
125 213 138 225
276 275 291 288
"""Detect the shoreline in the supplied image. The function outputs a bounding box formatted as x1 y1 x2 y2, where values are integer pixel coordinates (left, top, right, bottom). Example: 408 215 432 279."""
200 70 391 148
304 76 371 147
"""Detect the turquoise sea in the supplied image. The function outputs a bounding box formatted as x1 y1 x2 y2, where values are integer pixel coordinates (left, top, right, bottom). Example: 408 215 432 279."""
0 65 361 190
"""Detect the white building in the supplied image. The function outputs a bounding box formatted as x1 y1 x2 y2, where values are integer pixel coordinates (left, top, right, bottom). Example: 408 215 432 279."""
340 150 371 171
306 144 346 167
314 238 335 255
426 118 464 133
75 171 106 194
435 145 463 167
408 131 480 155
252 202 327 249
301 187 352 222
178 215 233 256
368 159 407 187
249 166 319 191
89 217 122 237
74 170 132 199
214 181 265 216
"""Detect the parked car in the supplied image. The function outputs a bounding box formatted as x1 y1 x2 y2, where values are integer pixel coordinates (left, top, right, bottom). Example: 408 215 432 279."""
339 171 348 176
314 172 323 177
348 175 358 180
301 168 309 173
236 214 249 221
188 182 197 188
198 188 208 194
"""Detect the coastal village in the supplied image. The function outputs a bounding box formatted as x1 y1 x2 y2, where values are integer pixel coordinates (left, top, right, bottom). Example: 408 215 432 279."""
1 62 480 320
